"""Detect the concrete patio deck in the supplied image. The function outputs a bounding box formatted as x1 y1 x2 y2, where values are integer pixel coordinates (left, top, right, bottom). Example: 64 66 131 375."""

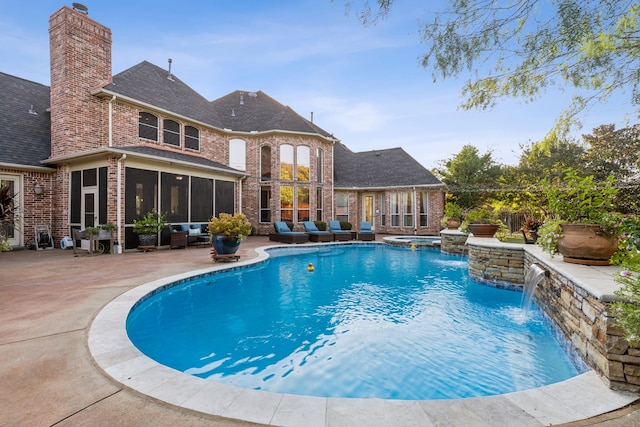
1 236 639 426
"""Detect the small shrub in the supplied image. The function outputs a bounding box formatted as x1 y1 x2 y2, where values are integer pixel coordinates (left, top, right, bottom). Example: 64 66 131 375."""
314 221 327 231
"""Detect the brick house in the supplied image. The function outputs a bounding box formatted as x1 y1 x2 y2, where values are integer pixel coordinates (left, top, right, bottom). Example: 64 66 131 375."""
0 5 445 250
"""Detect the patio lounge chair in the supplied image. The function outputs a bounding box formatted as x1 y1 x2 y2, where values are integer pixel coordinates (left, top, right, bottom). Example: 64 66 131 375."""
303 221 333 242
357 221 376 241
269 221 309 244
328 220 351 241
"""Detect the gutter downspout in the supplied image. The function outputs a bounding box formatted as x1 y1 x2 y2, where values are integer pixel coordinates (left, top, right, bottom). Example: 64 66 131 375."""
238 176 246 213
108 96 116 147
331 144 335 219
413 187 417 235
116 153 126 252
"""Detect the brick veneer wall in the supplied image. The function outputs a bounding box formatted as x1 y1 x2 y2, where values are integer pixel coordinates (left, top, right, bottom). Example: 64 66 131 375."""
49 6 112 158
466 238 640 393
0 168 56 246
336 189 445 236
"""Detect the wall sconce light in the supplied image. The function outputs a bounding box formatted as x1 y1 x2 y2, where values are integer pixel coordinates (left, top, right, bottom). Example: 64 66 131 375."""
33 183 44 195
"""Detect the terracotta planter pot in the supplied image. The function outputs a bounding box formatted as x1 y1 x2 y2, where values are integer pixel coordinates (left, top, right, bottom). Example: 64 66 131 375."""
467 223 499 238
446 218 461 230
557 223 617 266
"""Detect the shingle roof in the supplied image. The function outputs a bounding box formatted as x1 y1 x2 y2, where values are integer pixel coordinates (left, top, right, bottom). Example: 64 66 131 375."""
0 72 53 168
333 143 443 188
115 145 244 174
211 90 333 137
103 61 222 126
101 61 334 138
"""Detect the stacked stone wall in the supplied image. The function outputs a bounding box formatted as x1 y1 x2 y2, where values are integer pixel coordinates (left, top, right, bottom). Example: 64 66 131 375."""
466 239 524 286
466 238 640 393
522 254 640 393
439 230 468 255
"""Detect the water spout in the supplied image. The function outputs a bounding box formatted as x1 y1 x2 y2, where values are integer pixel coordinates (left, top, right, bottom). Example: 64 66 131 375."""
521 264 548 320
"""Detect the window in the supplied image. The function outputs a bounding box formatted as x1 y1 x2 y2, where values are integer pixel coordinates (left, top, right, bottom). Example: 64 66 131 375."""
297 186 310 222
280 185 293 221
390 193 400 226
296 146 310 181
261 145 271 181
229 138 246 170
163 119 180 146
280 144 294 180
380 194 386 226
404 192 413 227
185 126 200 150
260 186 271 223
419 192 429 227
138 112 158 141
316 187 323 221
336 193 349 222
316 148 323 183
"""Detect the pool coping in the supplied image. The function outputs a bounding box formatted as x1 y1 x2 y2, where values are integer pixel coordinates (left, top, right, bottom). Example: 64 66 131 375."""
88 242 638 426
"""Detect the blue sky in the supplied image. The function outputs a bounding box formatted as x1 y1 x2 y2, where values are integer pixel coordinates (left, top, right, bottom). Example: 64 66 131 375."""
1 0 636 169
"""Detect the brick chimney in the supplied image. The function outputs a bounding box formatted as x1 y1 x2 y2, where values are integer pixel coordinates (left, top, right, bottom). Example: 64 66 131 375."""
49 6 112 158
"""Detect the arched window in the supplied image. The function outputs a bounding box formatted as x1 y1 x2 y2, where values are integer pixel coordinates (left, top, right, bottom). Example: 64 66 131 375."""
280 144 294 181
138 112 158 141
184 126 200 150
296 146 310 181
260 145 271 181
229 138 246 170
163 119 180 146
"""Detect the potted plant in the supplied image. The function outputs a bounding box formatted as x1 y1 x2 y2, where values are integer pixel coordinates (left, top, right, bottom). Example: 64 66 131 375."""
539 168 621 265
208 213 252 254
461 206 504 237
521 216 543 244
441 201 464 230
133 209 167 247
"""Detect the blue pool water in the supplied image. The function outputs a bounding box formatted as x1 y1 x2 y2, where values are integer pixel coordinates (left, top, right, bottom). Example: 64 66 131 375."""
126 244 585 400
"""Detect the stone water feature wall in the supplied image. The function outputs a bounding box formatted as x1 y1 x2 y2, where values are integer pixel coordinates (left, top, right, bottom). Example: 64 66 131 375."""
466 237 524 287
466 237 640 393
523 254 640 393
439 229 468 255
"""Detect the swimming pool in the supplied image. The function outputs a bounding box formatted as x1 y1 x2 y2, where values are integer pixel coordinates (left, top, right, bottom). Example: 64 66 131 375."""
126 244 585 400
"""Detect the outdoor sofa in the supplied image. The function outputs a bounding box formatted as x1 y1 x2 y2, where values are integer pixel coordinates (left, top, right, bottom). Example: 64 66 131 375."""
170 223 210 248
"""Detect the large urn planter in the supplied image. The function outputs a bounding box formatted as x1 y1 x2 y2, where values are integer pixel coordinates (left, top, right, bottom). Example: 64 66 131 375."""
467 224 500 238
137 233 157 247
212 235 241 254
557 223 618 266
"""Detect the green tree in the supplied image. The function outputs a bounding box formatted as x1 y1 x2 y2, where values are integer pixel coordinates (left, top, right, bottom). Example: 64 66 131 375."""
582 124 640 213
495 132 584 212
582 124 640 181
347 0 640 128
433 144 502 209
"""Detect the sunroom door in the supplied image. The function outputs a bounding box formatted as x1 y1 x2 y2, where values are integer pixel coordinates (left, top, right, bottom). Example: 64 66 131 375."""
82 188 98 229
0 176 21 246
